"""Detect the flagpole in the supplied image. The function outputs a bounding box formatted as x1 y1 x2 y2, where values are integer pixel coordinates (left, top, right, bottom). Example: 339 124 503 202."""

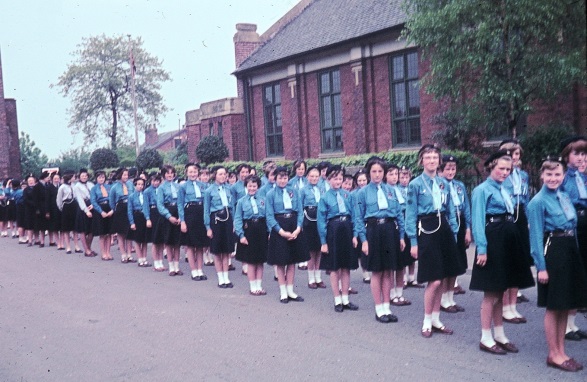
129 36 140 157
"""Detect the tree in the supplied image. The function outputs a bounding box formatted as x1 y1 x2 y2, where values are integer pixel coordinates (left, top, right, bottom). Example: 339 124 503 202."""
53 148 91 173
136 149 163 171
164 141 188 166
403 0 586 141
195 136 229 164
53 34 171 150
115 144 137 168
90 148 119 171
19 132 48 176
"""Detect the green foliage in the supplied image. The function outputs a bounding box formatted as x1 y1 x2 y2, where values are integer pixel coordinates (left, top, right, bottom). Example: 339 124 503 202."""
136 149 163 170
53 34 171 150
90 148 119 170
164 141 188 166
403 0 586 141
115 145 137 167
19 132 49 176
195 136 229 164
53 148 90 173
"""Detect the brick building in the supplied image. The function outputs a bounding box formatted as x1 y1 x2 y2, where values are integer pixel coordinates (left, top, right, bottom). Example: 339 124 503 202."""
0 51 21 178
141 124 187 153
187 0 586 162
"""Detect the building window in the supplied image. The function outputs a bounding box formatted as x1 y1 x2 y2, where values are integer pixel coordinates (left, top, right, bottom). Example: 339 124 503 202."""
390 51 421 146
319 69 343 152
209 122 214 136
217 121 223 141
263 83 283 156
174 138 182 148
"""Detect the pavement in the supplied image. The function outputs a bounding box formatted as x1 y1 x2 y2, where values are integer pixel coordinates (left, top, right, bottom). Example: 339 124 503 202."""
0 237 586 382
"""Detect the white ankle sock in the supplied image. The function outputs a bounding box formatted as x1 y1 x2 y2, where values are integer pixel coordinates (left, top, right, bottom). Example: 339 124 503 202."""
217 272 225 285
396 287 403 298
375 304 384 317
422 314 432 330
315 270 322 283
502 305 516 319
334 296 342 305
249 281 256 292
341 294 350 305
441 292 450 307
383 302 391 315
481 329 495 347
286 284 297 298
279 285 288 299
173 261 179 272
431 312 442 327
568 313 579 331
308 271 316 284
191 269 198 278
256 279 262 290
223 271 230 284
390 288 397 300
493 325 509 343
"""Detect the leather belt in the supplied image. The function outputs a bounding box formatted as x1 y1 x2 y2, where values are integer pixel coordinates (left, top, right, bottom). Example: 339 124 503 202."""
576 208 586 217
547 229 575 237
487 214 514 223
329 215 350 222
276 213 295 218
185 201 203 207
245 217 265 223
366 217 395 225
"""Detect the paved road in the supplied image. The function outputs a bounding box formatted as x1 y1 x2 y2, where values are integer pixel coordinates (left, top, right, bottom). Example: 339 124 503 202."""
0 237 585 382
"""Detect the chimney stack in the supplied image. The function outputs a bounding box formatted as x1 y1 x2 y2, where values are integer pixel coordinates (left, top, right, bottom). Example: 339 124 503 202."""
234 23 261 98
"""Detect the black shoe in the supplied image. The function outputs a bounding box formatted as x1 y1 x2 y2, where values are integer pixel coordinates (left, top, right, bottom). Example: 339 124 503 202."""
386 314 398 322
200 274 208 280
565 331 582 341
218 284 227 289
228 264 236 271
517 294 530 303
363 278 371 284
575 329 587 339
334 304 344 313
192 275 201 281
280 298 289 304
224 282 234 288
343 302 359 311
375 314 391 323
288 295 304 302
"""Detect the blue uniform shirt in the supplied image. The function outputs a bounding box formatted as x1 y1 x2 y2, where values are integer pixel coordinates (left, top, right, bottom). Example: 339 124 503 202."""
109 181 130 210
178 180 206 222
354 182 405 242
156 181 180 219
233 193 267 239
230 180 247 209
300 184 322 207
265 185 303 232
288 175 309 192
257 182 276 199
90 183 111 214
203 183 233 229
560 167 587 209
471 177 512 254
143 185 159 208
444 178 472 230
127 191 147 225
317 188 356 245
405 173 457 246
502 167 530 212
527 185 576 271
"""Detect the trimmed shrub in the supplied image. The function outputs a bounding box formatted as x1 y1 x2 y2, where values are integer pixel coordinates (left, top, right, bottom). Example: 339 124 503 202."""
136 149 164 171
195 136 229 164
90 148 119 171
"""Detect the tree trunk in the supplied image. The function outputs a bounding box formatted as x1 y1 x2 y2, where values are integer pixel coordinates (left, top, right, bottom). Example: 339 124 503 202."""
110 89 118 150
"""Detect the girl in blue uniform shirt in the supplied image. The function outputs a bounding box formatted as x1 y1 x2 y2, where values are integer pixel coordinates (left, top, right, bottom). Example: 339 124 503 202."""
470 151 534 355
300 166 326 289
439 155 471 313
527 157 587 372
355 158 405 323
198 168 214 267
109 168 134 263
179 163 209 281
234 175 268 295
406 145 464 337
90 171 113 261
156 165 183 276
266 166 308 303
386 163 412 307
128 177 151 267
288 159 309 192
230 163 251 274
318 165 359 312
352 169 370 284
204 166 235 288
0 179 8 236
144 174 165 271
398 167 421 288
499 139 531 324
559 136 587 341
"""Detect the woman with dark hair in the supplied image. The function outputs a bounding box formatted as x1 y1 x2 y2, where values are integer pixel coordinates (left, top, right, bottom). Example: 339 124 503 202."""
73 168 95 257
470 150 534 354
355 158 405 323
204 165 235 287
47 173 62 249
156 165 182 276
234 175 268 295
559 135 587 341
318 165 359 312
128 177 151 267
91 170 113 261
144 173 165 271
300 165 325 289
179 163 209 280
352 169 370 283
56 173 77 253
406 144 465 337
288 159 308 191
266 166 308 303
109 168 134 262
527 157 587 372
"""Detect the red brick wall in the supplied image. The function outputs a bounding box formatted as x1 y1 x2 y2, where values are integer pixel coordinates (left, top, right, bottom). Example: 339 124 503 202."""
527 83 587 135
5 99 21 178
186 114 247 162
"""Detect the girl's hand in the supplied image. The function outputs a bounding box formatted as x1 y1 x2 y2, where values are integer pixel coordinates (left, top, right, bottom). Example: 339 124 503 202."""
465 229 472 247
321 244 328 254
410 246 418 259
146 220 152 228
207 229 213 239
180 222 187 233
352 237 358 248
399 239 406 252
476 254 487 267
240 237 249 245
130 224 136 231
537 270 549 284
362 241 369 255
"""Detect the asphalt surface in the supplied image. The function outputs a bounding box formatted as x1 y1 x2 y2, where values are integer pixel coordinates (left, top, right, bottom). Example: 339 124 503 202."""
1 237 586 382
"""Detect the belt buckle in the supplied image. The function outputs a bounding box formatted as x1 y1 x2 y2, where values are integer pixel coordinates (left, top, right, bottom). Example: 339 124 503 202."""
489 217 495 223
377 218 385 225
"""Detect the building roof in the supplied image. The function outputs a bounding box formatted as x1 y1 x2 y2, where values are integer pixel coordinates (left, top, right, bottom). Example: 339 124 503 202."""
141 129 185 151
235 0 407 73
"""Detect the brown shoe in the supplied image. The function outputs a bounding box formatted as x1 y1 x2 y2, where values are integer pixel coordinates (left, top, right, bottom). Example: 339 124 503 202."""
495 341 519 353
421 328 432 338
502 316 522 324
348 287 358 295
480 342 507 355
547 357 580 372
308 282 318 289
453 285 466 295
432 325 453 335
315 281 327 288
440 305 459 313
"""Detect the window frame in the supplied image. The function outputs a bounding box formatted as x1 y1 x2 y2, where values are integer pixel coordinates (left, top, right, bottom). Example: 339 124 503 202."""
318 68 343 153
390 50 421 147
263 83 284 157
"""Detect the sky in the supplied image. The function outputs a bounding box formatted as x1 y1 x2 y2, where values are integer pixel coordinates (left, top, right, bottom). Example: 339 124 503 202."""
0 0 300 159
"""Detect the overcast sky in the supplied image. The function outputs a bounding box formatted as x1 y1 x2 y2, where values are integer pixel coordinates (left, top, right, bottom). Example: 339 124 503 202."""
0 0 299 159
